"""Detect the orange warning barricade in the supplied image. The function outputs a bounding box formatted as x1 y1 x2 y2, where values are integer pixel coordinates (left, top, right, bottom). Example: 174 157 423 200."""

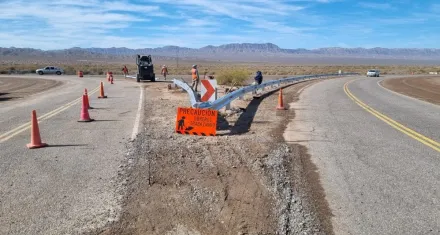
175 107 217 136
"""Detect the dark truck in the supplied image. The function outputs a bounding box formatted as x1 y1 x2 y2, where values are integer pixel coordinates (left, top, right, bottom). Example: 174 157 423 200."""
136 54 156 82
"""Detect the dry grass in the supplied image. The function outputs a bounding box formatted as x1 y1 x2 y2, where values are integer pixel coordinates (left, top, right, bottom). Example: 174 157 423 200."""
1 60 440 76
216 69 250 86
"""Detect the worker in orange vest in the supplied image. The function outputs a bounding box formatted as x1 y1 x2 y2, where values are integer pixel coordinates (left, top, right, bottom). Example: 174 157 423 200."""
122 66 128 78
161 65 168 80
191 64 200 92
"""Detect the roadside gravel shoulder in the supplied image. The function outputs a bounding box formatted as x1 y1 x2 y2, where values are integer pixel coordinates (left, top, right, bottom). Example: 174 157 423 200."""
381 76 440 105
94 79 333 235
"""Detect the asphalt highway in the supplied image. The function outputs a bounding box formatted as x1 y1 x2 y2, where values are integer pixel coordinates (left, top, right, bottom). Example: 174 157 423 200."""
285 76 440 235
0 75 144 234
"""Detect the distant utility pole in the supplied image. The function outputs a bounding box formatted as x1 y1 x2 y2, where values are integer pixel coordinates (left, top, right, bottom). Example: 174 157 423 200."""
176 47 179 69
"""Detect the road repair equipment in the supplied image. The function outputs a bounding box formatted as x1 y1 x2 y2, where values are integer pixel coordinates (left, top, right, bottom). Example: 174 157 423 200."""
78 95 94 122
276 88 287 110
27 110 48 149
98 81 107 98
135 54 156 82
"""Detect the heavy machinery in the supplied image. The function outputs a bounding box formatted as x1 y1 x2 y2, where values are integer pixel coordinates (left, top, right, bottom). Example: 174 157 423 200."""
136 54 156 82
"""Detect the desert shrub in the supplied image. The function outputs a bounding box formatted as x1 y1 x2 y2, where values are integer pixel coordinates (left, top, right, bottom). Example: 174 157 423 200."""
216 69 249 86
63 66 76 75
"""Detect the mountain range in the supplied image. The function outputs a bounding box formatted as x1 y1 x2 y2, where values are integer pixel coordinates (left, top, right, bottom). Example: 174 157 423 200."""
2 43 440 65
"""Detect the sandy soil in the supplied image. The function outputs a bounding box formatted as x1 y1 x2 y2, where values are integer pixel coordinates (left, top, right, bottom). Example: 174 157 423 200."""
88 78 334 234
381 76 440 105
0 76 63 102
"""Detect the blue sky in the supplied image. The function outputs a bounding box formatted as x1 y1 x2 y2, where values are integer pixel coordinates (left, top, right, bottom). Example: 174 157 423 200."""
0 0 439 50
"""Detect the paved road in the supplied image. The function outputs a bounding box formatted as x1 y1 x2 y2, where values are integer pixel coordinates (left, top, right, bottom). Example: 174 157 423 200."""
0 75 145 234
285 76 440 235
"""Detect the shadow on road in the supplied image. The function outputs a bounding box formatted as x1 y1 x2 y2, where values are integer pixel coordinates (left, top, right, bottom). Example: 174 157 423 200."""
88 108 111 110
47 144 88 148
0 93 20 102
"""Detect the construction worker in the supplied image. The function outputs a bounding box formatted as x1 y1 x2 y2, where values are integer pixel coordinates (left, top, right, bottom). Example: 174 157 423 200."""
161 65 168 80
122 65 128 78
191 64 200 92
254 70 263 85
252 70 263 95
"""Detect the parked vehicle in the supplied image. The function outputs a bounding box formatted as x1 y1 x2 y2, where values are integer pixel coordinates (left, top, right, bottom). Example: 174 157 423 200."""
135 55 155 82
367 69 380 77
36 66 64 75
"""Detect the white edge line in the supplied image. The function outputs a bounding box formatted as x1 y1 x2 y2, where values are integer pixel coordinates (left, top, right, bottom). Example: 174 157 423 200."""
376 79 440 110
131 86 144 141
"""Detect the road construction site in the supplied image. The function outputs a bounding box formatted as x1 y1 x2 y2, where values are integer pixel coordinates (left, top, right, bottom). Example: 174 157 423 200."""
1 73 439 235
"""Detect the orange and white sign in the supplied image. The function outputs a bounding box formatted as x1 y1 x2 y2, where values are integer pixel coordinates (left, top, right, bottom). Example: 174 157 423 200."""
175 107 217 136
200 79 217 102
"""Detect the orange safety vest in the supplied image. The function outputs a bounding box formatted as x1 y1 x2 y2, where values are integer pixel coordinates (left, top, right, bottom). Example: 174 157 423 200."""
191 68 198 80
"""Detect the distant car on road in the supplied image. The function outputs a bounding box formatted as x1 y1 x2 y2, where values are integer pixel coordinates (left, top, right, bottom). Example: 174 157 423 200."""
36 66 64 75
367 69 380 77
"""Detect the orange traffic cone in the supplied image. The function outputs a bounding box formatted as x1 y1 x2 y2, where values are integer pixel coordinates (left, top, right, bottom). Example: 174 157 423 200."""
84 88 93 109
78 95 94 122
276 88 287 110
27 110 48 149
98 81 107 98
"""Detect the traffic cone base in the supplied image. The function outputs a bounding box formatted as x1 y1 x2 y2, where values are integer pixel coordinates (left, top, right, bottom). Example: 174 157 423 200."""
27 110 48 149
98 95 107 99
277 105 287 110
79 95 95 122
27 142 48 149
78 118 95 122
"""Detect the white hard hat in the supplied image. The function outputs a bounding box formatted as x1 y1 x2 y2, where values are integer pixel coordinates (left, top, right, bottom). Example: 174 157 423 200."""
192 64 197 68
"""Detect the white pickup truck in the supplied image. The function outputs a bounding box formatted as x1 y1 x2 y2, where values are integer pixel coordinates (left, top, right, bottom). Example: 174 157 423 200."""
36 66 64 75
366 69 380 77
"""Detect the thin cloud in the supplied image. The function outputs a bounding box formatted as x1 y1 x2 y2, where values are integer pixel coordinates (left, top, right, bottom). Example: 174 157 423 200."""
358 2 392 10
1 0 438 49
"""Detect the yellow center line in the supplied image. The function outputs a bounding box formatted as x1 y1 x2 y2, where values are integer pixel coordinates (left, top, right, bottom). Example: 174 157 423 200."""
0 86 100 143
344 80 440 153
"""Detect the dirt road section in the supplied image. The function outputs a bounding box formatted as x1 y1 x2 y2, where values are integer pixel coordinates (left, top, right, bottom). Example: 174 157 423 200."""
381 76 440 105
0 76 62 102
93 79 332 235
